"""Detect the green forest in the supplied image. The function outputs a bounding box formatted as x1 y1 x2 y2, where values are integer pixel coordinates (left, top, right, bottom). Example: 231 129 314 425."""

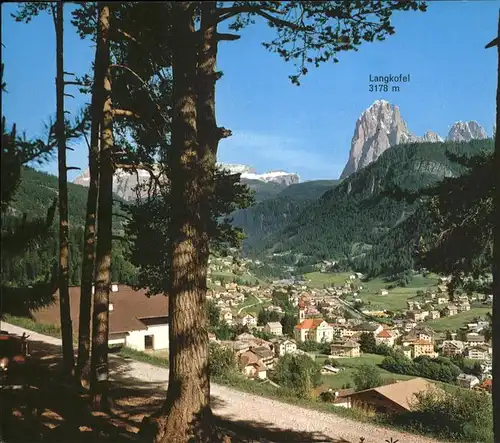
242 138 494 275
1 167 137 287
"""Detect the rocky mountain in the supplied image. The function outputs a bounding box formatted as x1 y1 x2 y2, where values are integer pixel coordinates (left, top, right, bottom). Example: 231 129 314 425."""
219 163 300 186
340 100 486 179
73 163 299 202
446 121 488 142
73 168 152 202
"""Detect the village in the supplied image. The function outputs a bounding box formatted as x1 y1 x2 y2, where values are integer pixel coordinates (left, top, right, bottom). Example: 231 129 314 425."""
5 253 493 419
184 254 493 410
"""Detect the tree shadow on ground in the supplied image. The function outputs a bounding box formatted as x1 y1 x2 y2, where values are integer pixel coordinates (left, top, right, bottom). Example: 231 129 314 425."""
1 336 356 443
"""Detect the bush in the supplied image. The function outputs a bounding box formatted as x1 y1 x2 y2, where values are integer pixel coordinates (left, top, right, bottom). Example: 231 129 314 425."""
271 353 322 399
209 343 237 379
352 364 383 391
358 332 376 353
391 387 493 442
297 340 324 353
381 353 462 384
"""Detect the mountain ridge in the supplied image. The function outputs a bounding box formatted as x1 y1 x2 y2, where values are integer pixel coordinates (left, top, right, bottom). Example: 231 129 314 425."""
340 99 488 179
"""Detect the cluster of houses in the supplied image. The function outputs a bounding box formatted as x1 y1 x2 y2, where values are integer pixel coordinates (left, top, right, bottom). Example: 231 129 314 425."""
214 332 300 380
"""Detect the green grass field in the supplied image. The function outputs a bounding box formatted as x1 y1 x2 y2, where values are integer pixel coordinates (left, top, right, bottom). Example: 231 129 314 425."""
315 353 414 390
425 307 491 331
303 272 354 288
304 271 441 311
353 274 440 311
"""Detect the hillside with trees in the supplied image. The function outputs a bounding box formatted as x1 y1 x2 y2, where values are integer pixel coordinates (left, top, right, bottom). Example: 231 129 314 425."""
245 138 494 276
1 167 136 287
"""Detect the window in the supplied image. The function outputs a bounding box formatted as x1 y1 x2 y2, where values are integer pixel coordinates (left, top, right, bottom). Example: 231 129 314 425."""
144 335 154 350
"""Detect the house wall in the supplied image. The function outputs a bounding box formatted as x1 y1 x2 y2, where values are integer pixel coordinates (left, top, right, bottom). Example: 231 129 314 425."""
350 391 405 415
125 324 169 351
109 337 126 346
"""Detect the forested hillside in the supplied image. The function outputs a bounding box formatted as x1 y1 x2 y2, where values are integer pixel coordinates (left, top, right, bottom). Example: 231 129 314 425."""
245 139 494 275
232 179 340 247
1 167 136 287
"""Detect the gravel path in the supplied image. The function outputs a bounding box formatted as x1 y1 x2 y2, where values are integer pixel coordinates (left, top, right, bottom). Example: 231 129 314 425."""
0 321 443 443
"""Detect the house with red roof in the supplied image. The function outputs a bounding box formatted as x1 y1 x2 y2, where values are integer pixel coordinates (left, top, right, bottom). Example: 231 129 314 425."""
375 328 395 347
294 318 334 343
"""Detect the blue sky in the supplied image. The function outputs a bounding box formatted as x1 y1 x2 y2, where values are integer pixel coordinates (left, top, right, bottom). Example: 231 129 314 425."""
2 2 498 181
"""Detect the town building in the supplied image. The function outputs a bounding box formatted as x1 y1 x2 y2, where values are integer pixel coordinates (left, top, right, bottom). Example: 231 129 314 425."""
33 285 169 352
330 340 361 358
375 329 395 347
294 318 334 343
346 378 439 415
264 322 283 336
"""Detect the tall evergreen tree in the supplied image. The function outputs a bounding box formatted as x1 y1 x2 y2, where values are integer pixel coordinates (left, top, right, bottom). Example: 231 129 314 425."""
485 13 500 442
90 2 113 410
152 2 426 441
76 4 104 390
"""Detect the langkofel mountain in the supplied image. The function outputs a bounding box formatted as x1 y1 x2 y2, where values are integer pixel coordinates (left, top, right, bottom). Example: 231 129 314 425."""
340 99 488 179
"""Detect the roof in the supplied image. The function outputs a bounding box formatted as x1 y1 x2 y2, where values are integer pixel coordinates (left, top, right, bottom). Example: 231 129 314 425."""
348 378 439 411
354 322 379 332
239 350 267 372
266 322 282 329
295 318 326 330
376 329 393 338
32 285 169 335
411 340 433 346
331 340 359 349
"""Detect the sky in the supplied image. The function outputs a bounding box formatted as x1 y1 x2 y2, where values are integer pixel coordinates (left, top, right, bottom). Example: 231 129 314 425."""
2 1 498 182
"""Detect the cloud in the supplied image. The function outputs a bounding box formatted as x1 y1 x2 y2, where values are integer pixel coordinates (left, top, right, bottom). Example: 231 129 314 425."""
218 130 341 177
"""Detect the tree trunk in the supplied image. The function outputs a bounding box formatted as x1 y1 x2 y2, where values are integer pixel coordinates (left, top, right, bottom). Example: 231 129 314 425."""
492 11 500 442
55 0 74 374
151 3 227 442
76 4 106 387
90 2 113 410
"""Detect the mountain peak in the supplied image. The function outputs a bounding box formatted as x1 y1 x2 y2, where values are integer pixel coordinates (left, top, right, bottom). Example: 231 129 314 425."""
340 103 487 179
446 121 488 142
341 100 413 179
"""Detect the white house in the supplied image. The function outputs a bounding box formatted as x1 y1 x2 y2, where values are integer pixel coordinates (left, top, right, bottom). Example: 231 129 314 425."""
456 374 480 389
35 285 170 352
274 339 297 357
264 322 283 336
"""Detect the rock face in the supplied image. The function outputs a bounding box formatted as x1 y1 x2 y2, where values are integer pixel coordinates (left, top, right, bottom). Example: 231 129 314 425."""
418 131 444 143
446 121 488 142
73 163 300 201
340 100 488 179
340 100 415 179
73 168 155 201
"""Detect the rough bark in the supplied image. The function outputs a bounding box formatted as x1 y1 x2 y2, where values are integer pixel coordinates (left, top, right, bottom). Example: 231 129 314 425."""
492 11 500 443
150 3 227 443
90 2 113 411
55 0 74 374
76 4 105 388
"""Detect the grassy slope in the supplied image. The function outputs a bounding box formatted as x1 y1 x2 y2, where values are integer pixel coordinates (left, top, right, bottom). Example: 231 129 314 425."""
425 307 491 331
303 272 354 288
305 271 441 312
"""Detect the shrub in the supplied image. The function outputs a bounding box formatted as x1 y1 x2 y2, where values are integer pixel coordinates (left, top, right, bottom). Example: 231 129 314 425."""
352 364 383 391
297 340 324 353
358 332 376 353
271 353 322 399
209 343 237 379
391 387 493 442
